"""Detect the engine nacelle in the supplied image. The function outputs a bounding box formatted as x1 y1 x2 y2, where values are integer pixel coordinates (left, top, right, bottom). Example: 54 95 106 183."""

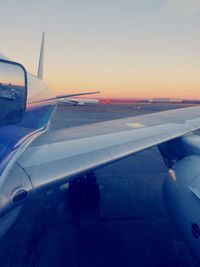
163 155 200 261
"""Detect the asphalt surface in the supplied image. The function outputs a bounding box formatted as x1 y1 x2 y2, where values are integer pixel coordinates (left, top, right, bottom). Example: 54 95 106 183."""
0 102 198 267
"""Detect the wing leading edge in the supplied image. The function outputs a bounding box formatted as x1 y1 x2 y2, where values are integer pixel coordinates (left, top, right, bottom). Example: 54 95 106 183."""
17 105 200 191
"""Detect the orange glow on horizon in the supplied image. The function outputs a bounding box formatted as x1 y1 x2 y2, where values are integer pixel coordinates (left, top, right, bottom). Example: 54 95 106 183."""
46 54 200 99
46 68 200 100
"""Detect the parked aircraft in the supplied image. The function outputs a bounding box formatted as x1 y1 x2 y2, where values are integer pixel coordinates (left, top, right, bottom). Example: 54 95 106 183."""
1 33 200 262
58 97 99 106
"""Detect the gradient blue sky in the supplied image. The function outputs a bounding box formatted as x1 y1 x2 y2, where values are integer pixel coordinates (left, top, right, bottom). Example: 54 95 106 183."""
0 0 200 98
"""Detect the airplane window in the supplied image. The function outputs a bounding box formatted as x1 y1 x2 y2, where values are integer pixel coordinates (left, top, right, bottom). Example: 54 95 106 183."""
0 60 27 125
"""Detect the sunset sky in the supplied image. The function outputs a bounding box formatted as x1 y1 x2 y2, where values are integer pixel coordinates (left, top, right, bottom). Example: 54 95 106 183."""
0 0 200 99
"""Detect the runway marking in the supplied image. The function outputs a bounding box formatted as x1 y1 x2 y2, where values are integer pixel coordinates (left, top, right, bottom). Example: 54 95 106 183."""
126 122 145 128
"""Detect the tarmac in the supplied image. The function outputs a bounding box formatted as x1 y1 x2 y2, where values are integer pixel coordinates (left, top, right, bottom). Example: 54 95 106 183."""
0 102 198 267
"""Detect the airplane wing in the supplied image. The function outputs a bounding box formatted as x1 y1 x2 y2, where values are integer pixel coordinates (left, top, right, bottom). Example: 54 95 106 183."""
17 105 200 191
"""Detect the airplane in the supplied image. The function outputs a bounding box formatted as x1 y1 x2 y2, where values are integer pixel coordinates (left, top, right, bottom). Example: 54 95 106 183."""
1 33 200 262
58 96 99 106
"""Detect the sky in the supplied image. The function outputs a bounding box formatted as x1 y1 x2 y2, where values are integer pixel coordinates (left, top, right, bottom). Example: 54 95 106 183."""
0 0 200 99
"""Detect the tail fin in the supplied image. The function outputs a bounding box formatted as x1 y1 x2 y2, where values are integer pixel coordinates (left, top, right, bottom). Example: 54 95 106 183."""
37 32 45 79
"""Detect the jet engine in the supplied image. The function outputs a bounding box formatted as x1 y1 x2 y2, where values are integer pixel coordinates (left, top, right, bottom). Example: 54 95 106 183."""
159 134 200 261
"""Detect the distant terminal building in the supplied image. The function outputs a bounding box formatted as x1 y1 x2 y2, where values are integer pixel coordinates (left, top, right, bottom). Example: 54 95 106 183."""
148 98 183 103
99 98 145 104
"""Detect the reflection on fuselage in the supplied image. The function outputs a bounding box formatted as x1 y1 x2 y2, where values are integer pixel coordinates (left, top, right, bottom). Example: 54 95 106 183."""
0 59 26 126
0 83 25 125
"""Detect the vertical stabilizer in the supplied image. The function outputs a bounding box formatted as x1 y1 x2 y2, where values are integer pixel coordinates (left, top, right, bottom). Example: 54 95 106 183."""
37 32 45 79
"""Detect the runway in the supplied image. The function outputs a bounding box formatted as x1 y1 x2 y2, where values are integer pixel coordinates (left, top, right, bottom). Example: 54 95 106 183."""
0 103 197 267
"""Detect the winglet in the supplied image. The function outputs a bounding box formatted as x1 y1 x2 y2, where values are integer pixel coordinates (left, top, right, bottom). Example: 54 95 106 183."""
37 32 45 80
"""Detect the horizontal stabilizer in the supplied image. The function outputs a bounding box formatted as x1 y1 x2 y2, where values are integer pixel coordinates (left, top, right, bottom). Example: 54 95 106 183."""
30 91 100 103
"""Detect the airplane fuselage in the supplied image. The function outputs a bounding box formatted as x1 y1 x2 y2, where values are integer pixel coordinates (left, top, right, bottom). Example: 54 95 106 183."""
0 73 55 176
0 72 55 237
